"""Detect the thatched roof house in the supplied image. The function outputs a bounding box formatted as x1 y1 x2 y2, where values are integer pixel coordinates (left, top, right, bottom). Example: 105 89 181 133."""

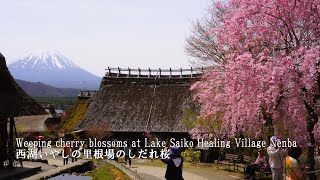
15 114 53 132
76 68 200 138
0 52 46 168
0 53 45 116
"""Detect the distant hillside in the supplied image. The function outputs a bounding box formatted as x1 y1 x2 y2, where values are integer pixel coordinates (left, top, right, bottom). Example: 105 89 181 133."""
16 79 80 97
34 97 77 111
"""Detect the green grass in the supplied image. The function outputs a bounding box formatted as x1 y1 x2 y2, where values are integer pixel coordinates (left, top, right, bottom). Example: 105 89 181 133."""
85 163 130 180
62 99 88 132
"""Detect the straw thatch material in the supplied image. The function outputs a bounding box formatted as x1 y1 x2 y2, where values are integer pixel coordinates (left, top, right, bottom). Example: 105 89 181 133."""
0 53 46 116
76 77 197 133
15 114 53 132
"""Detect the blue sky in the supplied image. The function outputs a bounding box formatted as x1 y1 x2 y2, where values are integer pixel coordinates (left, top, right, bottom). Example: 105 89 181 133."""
0 0 211 76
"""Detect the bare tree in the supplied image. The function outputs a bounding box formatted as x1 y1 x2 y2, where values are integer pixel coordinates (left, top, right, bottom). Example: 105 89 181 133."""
185 4 227 72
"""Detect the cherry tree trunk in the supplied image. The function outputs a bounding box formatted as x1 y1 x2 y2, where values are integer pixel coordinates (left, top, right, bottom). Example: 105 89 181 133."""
306 119 317 180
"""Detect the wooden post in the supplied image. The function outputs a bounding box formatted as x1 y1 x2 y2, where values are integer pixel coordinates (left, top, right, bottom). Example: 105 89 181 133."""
180 68 182 78
191 67 193 77
8 116 14 169
138 68 141 77
0 115 8 169
169 68 172 78
148 68 151 78
117 67 121 77
128 67 131 77
159 68 161 78
108 66 111 74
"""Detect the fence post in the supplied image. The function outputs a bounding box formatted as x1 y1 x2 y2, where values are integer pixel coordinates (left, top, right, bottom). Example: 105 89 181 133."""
191 67 193 77
304 166 310 180
128 67 131 77
169 68 172 78
135 170 137 180
159 68 161 78
138 68 141 77
148 68 151 78
180 68 182 78
117 67 121 77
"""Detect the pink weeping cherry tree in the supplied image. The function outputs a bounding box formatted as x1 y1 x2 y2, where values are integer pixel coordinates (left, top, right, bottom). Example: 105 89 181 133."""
190 0 320 176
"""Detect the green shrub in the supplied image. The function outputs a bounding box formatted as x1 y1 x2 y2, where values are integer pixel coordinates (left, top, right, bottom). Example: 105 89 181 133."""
181 148 201 163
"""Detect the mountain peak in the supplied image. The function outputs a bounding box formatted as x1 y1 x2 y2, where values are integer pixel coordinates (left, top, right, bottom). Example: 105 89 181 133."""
8 50 101 89
12 49 79 70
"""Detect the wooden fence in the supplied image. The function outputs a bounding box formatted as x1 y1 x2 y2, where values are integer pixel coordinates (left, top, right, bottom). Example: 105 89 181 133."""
105 67 203 79
78 90 98 98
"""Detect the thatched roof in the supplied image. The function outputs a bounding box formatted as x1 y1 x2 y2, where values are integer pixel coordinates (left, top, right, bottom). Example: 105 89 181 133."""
0 53 46 116
15 114 53 132
76 75 199 133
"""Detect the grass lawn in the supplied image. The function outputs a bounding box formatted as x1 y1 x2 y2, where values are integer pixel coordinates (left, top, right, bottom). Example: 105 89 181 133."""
85 163 130 180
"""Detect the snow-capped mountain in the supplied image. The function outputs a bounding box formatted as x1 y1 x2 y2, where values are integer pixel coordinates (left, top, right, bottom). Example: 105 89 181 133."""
8 50 101 89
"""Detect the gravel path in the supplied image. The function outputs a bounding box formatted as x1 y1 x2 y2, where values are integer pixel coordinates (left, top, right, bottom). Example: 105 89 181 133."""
130 165 240 180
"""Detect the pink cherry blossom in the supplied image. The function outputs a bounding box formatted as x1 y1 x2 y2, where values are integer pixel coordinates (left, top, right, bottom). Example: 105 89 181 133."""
190 0 320 148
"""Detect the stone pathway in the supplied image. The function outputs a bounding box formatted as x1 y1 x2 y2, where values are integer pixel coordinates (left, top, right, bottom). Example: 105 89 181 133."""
108 158 241 180
122 163 240 180
126 159 242 180
134 165 202 180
